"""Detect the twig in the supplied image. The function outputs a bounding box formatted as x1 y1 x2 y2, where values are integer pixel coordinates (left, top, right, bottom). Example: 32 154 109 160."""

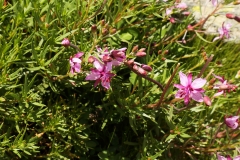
197 54 214 78
156 63 180 108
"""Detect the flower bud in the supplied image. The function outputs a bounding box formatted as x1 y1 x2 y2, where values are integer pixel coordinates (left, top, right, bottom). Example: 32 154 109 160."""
112 51 125 58
182 11 190 16
138 67 147 76
187 25 194 31
209 78 216 85
203 96 211 106
133 64 139 71
219 84 229 90
110 28 117 34
226 13 235 19
164 50 169 54
138 48 146 52
102 54 113 62
136 51 146 57
234 16 240 23
88 56 95 63
91 24 97 32
61 38 70 47
102 28 108 35
127 59 134 65
141 64 152 72
170 17 176 23
100 20 105 26
132 45 138 53
158 50 162 54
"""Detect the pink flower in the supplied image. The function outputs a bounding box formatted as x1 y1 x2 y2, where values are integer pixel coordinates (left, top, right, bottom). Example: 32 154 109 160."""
175 2 187 9
213 22 231 41
110 48 127 66
85 59 115 90
217 153 240 160
174 72 206 105
217 154 232 160
166 8 173 16
69 52 84 74
211 0 218 6
212 74 237 97
225 116 239 129
97 46 127 66
61 38 70 47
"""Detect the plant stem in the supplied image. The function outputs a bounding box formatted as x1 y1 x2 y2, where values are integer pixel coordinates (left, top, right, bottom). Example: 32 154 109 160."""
124 61 164 91
156 63 180 108
197 54 214 78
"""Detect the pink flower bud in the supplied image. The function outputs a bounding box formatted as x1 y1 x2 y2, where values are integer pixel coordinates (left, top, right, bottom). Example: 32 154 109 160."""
88 56 95 63
170 17 176 23
136 51 146 57
138 67 147 76
61 38 70 47
187 25 194 31
133 64 139 71
224 116 239 129
226 13 235 19
182 11 190 16
219 84 229 90
102 54 113 62
203 96 211 106
141 64 152 72
112 51 125 58
138 48 146 52
127 59 134 65
132 45 139 52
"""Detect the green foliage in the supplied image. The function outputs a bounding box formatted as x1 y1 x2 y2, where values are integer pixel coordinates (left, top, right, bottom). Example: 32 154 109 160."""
0 0 239 159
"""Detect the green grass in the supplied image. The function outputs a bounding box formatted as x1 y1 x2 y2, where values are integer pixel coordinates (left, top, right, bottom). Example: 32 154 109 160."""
0 0 239 159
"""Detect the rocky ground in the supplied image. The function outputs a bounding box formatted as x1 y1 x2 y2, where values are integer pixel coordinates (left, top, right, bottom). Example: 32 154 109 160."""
182 0 240 42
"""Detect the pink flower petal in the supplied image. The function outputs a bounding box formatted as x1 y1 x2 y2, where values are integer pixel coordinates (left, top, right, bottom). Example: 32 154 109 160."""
174 84 185 89
213 90 224 97
93 59 104 71
233 156 240 160
191 78 206 89
179 72 189 87
105 62 113 72
85 71 101 80
72 58 81 63
74 52 84 58
191 91 203 102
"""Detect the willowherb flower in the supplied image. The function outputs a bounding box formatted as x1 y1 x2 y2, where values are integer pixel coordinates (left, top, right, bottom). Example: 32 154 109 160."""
213 22 231 41
97 46 127 66
69 52 84 74
224 116 239 129
175 2 187 9
212 74 237 97
85 59 115 90
174 72 207 105
61 38 70 47
217 153 240 160
110 47 127 66
217 154 232 160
